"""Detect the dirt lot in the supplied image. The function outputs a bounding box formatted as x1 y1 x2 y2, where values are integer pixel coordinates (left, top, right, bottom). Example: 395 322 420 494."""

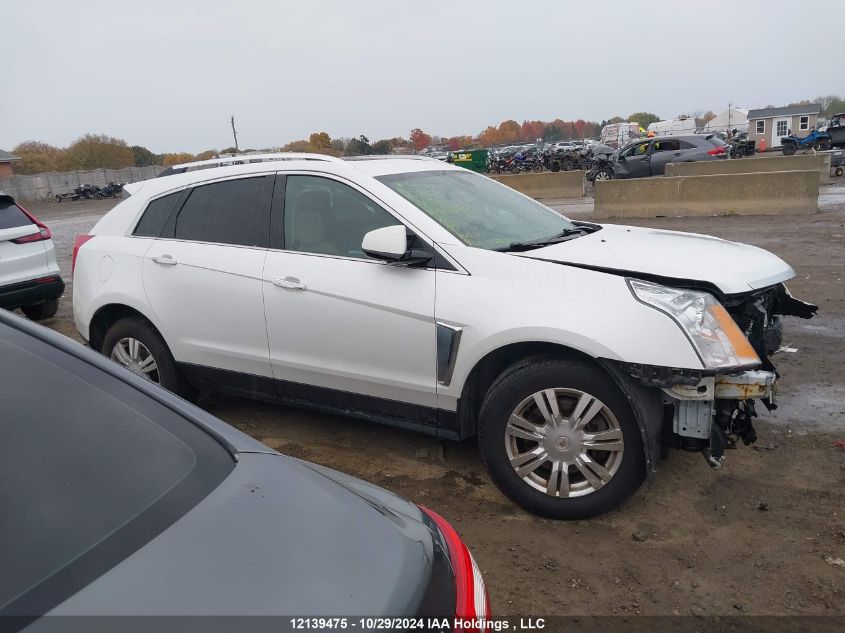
24 192 845 617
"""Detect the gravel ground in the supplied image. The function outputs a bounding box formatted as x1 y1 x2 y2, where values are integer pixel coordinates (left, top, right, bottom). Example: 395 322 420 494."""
22 187 845 617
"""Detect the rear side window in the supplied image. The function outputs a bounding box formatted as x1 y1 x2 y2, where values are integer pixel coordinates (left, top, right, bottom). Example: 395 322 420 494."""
652 139 680 152
133 192 183 237
0 200 32 230
679 139 697 149
174 176 272 247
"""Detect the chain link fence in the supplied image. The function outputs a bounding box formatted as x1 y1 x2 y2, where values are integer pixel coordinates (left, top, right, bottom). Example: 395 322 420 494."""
0 166 165 201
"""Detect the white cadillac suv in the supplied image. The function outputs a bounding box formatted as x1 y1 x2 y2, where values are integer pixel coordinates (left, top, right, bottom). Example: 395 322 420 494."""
72 155 816 519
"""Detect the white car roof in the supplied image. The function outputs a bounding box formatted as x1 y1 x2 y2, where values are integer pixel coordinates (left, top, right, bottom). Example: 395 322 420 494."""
129 154 455 200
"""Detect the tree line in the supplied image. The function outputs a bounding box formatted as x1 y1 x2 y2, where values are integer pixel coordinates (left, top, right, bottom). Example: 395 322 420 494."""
9 95 842 175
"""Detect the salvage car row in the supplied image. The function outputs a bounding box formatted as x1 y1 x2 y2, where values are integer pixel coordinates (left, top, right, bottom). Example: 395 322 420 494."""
2 153 817 624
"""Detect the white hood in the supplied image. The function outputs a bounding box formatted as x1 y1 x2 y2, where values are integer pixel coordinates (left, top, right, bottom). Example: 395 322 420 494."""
521 224 794 295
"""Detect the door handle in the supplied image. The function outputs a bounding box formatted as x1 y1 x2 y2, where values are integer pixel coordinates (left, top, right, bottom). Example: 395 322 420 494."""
273 277 307 291
152 254 177 266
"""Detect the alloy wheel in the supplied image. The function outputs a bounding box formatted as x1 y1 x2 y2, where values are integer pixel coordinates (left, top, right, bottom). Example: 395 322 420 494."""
504 388 624 498
110 337 160 383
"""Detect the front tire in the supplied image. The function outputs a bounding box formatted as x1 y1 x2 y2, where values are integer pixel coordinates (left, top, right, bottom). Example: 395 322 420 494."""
782 142 796 156
21 299 59 321
477 358 645 519
102 316 197 401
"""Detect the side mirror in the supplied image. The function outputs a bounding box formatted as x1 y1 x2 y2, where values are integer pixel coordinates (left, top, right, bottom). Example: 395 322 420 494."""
362 225 432 267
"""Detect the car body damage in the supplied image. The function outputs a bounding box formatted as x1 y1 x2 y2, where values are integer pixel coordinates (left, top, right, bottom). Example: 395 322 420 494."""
522 228 818 472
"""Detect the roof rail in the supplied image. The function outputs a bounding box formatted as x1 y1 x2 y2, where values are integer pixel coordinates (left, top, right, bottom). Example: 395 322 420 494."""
342 155 438 161
157 152 342 178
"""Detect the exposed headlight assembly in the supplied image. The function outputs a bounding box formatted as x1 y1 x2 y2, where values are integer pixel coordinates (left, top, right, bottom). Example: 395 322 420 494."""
627 279 759 370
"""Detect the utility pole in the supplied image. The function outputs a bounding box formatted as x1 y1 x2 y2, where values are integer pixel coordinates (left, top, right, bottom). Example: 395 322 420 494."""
230 116 239 152
728 102 732 133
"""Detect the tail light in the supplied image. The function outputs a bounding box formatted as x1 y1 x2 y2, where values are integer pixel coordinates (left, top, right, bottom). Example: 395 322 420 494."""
707 145 727 156
11 205 52 244
419 506 490 632
72 234 94 274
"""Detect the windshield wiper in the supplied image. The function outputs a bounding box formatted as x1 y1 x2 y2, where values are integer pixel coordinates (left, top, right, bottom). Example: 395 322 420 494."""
495 227 588 252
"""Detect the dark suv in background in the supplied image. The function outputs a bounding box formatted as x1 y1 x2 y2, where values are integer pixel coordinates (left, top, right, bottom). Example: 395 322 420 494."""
613 134 728 179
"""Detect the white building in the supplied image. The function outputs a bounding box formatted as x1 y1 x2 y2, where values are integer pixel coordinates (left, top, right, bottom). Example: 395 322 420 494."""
702 107 749 134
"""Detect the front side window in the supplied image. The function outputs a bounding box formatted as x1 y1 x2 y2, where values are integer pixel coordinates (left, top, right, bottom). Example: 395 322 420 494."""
174 176 271 247
377 170 576 251
620 142 648 158
283 175 399 259
756 120 765 134
799 116 809 131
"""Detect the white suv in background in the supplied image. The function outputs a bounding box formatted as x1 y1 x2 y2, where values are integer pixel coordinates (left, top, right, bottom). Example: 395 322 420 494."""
0 192 64 320
72 155 816 519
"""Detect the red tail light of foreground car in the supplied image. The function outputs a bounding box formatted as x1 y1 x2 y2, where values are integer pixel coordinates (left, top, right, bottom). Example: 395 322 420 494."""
419 506 490 632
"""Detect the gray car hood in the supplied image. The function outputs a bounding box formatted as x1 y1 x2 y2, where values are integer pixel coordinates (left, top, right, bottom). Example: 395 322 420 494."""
520 224 795 295
41 453 439 617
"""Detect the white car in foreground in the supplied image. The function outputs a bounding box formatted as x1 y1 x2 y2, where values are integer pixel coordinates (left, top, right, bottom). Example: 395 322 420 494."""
72 155 816 519
0 192 64 320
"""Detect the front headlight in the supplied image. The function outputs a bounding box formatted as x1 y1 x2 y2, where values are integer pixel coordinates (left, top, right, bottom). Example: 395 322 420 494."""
627 279 759 369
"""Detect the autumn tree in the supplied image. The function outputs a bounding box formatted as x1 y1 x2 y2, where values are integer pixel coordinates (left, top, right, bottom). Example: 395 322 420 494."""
309 132 331 150
627 112 661 128
346 135 373 156
281 140 312 153
10 141 69 174
497 120 521 143
130 145 157 167
371 139 392 154
66 134 134 170
409 128 432 151
194 150 218 161
160 152 196 166
816 95 845 117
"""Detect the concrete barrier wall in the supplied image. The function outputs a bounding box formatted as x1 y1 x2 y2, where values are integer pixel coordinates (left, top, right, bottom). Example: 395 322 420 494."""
594 170 819 219
666 154 831 185
490 171 585 199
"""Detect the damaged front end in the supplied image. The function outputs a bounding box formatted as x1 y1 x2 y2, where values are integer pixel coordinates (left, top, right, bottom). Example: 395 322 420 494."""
624 282 817 469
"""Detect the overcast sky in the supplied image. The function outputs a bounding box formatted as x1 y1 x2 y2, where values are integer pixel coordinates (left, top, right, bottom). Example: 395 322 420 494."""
2 0 841 153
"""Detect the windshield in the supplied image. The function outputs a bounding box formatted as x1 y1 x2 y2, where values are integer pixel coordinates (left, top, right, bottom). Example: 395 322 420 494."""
377 170 576 250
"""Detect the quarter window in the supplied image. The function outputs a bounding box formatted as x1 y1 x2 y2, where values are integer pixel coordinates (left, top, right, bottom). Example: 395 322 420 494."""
174 177 271 247
133 192 183 237
799 116 809 131
756 120 765 134
283 175 399 259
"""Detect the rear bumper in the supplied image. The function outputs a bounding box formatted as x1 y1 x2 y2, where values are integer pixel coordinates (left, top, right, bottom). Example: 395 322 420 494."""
0 276 65 310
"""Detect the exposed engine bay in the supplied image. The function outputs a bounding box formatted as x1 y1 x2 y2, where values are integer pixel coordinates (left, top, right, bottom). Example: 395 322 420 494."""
673 283 817 467
617 282 818 469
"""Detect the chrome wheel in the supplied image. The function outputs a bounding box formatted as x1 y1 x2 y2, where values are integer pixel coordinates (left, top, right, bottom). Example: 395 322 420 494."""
505 388 624 498
594 170 612 181
110 337 160 383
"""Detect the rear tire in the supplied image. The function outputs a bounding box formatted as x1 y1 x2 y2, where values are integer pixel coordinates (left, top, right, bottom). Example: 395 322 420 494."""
835 167 844 177
21 299 59 321
102 316 197 402
477 357 646 519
